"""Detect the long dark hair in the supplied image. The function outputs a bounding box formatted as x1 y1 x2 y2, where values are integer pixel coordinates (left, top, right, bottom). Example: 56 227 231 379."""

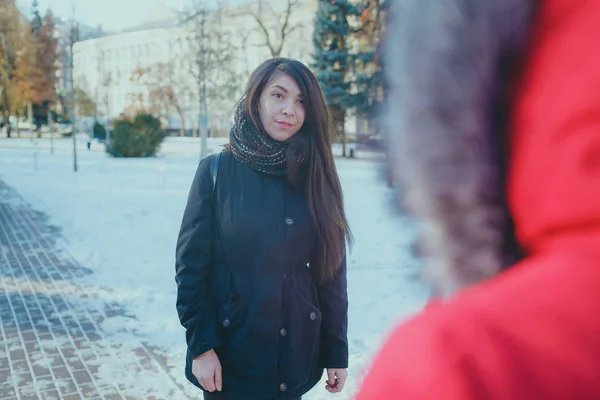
242 57 352 283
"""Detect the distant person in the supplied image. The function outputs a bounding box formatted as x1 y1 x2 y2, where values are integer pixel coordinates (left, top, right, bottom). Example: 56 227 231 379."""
358 0 600 398
175 58 352 400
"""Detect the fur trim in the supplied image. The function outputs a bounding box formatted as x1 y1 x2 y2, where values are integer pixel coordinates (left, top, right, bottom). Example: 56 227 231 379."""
382 0 536 298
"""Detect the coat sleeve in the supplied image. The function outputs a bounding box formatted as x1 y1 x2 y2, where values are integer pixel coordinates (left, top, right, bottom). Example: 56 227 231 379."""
175 156 221 360
317 257 349 369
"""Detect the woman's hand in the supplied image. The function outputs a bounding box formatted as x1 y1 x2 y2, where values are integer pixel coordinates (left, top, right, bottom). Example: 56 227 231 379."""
325 368 348 393
192 349 222 392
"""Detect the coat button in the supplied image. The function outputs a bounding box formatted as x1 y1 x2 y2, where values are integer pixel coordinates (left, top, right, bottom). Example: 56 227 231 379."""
280 328 287 336
280 382 287 392
309 312 316 321
285 217 294 225
223 318 230 327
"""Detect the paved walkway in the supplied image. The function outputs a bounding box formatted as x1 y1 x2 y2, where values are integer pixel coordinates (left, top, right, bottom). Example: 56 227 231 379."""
0 181 189 400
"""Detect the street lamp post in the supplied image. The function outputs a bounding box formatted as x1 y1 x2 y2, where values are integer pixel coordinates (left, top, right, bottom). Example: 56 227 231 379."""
48 109 54 154
69 0 78 171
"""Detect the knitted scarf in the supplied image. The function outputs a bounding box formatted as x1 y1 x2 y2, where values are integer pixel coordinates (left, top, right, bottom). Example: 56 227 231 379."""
227 101 307 176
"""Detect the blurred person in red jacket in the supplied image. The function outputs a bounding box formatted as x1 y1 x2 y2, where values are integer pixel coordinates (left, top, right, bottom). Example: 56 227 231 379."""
358 0 600 398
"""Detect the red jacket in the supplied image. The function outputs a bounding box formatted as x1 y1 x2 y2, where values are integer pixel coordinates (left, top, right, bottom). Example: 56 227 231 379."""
357 1 600 399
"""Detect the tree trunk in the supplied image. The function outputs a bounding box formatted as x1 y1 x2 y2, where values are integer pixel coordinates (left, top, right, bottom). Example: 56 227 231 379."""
28 103 34 137
14 111 22 137
177 109 185 137
37 108 42 138
4 116 11 138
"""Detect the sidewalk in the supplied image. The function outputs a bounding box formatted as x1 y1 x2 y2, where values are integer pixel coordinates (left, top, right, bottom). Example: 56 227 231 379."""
0 180 189 400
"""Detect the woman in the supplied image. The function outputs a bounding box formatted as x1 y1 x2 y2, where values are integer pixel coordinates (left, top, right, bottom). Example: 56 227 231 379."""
358 0 600 399
175 58 352 400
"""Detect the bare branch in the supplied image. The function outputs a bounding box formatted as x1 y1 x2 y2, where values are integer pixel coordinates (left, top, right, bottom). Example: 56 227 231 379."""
176 0 244 132
246 0 304 58
248 0 276 56
275 0 296 55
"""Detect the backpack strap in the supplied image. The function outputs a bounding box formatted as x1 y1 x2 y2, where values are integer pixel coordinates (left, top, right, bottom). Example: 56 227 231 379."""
209 151 221 198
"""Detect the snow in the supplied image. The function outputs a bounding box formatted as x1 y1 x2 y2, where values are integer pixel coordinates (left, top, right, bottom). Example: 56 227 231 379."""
0 137 429 399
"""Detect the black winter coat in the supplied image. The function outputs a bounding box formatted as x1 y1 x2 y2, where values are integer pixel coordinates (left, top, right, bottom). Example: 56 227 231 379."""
175 151 349 400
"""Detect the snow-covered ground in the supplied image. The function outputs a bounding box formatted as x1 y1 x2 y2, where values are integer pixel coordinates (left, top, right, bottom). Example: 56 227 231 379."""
0 137 429 399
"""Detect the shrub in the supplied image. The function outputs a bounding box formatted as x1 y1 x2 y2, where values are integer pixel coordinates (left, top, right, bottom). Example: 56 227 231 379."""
93 122 107 140
106 114 166 158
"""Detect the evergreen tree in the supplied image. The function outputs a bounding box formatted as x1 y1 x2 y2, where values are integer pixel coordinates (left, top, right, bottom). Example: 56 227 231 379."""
30 0 43 39
31 9 59 129
38 10 59 103
312 0 359 156
313 0 392 154
354 0 392 123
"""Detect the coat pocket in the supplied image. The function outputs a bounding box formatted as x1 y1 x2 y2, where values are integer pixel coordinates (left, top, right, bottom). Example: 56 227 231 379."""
286 277 322 389
217 293 242 334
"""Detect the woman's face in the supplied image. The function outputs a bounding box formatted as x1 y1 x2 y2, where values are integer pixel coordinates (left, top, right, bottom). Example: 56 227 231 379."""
258 73 306 142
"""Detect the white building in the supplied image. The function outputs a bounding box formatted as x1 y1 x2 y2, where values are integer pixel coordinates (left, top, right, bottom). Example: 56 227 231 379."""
72 0 318 136
55 19 104 118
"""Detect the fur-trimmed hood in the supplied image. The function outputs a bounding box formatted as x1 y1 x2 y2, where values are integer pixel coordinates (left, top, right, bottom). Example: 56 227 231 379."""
382 0 537 298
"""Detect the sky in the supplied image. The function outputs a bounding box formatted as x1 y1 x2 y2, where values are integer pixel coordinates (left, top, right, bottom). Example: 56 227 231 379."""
19 0 191 31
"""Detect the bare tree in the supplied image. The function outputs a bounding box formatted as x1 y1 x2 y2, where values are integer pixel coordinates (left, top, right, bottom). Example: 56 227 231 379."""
180 0 241 158
246 0 304 58
131 62 188 136
231 22 259 80
74 85 95 117
96 49 112 144
67 8 78 171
